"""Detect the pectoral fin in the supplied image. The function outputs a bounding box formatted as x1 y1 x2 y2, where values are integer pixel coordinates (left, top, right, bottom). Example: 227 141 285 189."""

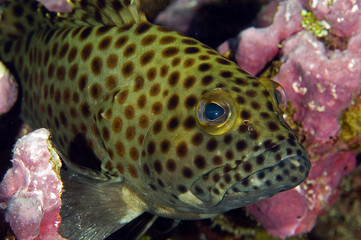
59 167 146 240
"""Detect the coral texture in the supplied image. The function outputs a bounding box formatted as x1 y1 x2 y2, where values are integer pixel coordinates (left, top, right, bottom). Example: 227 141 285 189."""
0 128 64 240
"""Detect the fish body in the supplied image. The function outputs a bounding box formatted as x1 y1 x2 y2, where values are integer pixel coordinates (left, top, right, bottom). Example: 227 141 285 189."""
0 0 311 239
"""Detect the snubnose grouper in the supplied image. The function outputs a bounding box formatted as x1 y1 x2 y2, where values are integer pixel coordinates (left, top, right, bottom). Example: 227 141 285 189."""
0 0 311 239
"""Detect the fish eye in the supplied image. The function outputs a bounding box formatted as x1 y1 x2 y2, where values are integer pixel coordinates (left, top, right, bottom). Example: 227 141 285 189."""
205 103 225 120
274 85 287 111
197 89 237 135
198 101 228 126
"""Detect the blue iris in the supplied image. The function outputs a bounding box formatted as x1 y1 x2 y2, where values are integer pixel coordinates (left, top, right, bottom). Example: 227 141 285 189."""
205 103 225 120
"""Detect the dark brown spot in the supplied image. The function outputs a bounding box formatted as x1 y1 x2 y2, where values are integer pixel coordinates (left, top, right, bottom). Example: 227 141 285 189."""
212 156 223 165
216 57 231 65
225 150 234 160
184 47 200 54
152 120 162 134
106 54 118 69
267 101 274 111
68 64 78 81
171 57 181 66
80 103 91 117
241 110 251 119
79 27 92 40
137 94 147 108
105 75 118 90
183 76 196 89
139 115 149 129
243 162 252 173
201 75 213 86
198 55 210 60
246 89 257 97
102 126 110 141
59 111 67 127
220 71 233 78
236 140 247 152
129 147 139 161
183 116 196 130
168 71 180 86
160 65 169 77
59 43 69 59
181 38 198 45
128 165 138 178
98 36 112 50
176 142 188 157
91 56 102 75
96 25 112 36
152 102 163 115
123 43 136 57
159 36 176 44
198 63 211 72
183 58 195 68
160 139 170 153
167 117 179 131
90 83 102 99
194 155 206 169
56 66 65 81
81 43 93 61
166 159 176 172
147 67 157 81
150 83 161 96
182 167 193 178
140 51 154 66
222 135 232 145
116 141 125 156
122 61 134 77
191 133 203 146
147 141 156 155
167 94 179 110
78 74 88 91
205 138 217 152
124 105 135 119
141 34 156 46
115 35 129 48
112 117 122 133
162 47 179 58
177 185 187 193
135 22 151 34
185 95 197 108
133 76 144 92
125 126 135 141
268 121 280 131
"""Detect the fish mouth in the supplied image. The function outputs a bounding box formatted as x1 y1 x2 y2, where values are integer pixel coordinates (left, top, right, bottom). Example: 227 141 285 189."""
190 151 310 211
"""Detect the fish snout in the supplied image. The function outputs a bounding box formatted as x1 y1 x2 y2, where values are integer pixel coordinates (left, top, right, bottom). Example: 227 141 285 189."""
189 140 311 212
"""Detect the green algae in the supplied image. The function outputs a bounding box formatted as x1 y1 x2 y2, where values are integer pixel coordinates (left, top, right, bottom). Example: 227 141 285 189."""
301 10 330 38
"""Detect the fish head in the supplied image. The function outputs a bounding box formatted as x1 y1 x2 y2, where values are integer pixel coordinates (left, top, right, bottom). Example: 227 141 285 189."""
139 57 310 215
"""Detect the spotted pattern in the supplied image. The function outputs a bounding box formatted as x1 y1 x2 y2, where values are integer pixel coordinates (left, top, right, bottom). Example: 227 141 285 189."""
0 0 309 221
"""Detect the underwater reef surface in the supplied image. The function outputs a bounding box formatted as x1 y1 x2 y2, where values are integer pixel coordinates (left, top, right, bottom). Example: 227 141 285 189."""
0 0 361 239
0 129 64 240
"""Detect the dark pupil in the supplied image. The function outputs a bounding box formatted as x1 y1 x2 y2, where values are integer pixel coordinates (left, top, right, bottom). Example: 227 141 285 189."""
205 103 224 120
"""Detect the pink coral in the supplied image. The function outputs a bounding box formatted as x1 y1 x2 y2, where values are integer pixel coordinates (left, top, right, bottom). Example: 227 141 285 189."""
216 0 361 238
0 129 64 240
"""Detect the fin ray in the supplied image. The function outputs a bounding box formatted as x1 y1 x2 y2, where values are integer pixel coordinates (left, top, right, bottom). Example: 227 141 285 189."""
59 0 147 27
59 167 143 240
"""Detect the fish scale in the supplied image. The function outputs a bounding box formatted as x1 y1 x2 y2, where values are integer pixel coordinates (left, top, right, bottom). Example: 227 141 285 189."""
0 0 311 239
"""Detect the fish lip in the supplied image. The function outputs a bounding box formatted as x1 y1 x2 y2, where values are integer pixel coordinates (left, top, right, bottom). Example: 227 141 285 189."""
207 153 310 206
221 153 310 199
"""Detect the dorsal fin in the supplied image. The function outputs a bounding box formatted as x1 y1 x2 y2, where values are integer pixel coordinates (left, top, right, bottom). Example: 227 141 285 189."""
0 0 147 42
58 0 147 27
